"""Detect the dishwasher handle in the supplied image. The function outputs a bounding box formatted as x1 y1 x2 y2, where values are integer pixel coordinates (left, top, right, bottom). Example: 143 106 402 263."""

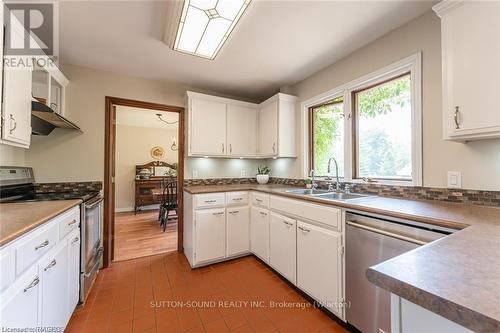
346 220 427 246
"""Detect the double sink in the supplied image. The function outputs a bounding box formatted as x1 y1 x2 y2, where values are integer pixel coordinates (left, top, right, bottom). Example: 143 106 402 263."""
285 188 370 201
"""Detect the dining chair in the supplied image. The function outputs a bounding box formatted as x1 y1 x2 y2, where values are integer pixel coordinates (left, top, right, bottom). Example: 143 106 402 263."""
160 179 178 232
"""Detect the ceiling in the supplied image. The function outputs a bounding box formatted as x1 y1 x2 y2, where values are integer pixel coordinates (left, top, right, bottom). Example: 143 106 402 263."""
116 106 179 129
59 1 436 102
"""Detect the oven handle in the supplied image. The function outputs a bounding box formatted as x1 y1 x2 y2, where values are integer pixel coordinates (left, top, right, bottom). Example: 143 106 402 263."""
85 196 103 209
83 247 103 278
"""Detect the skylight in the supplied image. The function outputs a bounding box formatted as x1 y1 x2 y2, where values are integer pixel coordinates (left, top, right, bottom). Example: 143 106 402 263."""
173 0 251 60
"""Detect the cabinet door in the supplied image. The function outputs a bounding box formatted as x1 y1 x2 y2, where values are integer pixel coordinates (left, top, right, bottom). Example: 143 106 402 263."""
2 65 32 146
0 267 40 329
250 207 270 263
190 98 227 155
67 230 81 313
227 105 257 156
258 101 278 156
194 208 226 264
269 212 296 284
226 206 250 257
40 241 69 328
441 1 500 139
297 221 343 317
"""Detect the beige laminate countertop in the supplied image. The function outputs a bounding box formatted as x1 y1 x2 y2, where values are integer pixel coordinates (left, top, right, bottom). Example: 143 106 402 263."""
185 184 500 332
0 200 82 246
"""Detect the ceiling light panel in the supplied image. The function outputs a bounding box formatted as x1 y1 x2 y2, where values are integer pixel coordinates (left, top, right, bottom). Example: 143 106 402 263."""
173 0 251 60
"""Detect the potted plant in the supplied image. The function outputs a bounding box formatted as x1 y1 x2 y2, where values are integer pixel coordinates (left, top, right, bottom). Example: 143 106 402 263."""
256 165 271 184
304 178 313 189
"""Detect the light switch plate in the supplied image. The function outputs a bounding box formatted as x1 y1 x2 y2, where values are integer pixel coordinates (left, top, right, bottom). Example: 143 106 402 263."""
192 170 198 179
447 171 462 188
241 169 246 177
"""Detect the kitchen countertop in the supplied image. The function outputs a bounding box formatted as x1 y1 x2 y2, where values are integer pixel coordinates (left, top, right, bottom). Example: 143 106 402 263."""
185 183 500 332
0 200 82 246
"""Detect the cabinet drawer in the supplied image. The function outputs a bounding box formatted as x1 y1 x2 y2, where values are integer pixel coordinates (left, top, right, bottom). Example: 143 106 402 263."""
270 195 341 230
15 222 58 276
226 192 249 206
251 192 269 208
58 207 80 240
194 193 225 209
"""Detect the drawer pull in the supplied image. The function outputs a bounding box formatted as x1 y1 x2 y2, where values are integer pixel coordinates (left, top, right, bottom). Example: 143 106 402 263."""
259 212 267 217
255 198 263 203
232 197 243 201
68 219 78 226
44 259 57 271
204 199 217 203
71 237 80 244
298 226 310 233
283 221 293 226
35 240 49 250
23 277 39 292
212 212 224 216
228 210 239 214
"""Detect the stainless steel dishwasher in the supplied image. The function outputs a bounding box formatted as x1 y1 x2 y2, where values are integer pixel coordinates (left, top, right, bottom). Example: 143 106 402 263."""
345 212 455 333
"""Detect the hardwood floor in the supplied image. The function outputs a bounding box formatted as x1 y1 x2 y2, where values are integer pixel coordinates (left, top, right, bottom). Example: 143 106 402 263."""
66 252 350 333
114 210 177 262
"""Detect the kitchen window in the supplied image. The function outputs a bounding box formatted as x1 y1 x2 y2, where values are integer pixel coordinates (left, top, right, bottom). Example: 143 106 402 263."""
305 53 422 185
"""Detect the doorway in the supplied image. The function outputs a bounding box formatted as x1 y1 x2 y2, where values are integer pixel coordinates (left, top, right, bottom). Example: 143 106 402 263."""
104 97 184 266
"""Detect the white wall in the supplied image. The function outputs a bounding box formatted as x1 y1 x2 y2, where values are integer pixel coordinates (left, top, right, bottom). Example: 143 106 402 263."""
25 64 264 183
269 11 500 191
115 125 178 211
0 145 26 166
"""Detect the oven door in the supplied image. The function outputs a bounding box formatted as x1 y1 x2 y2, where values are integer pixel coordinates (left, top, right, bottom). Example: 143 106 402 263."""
80 195 103 302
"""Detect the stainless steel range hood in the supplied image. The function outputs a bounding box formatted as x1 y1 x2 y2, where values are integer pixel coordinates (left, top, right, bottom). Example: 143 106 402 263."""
31 101 82 135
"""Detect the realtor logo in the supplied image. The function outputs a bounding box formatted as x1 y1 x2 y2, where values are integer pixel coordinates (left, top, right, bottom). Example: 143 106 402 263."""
4 2 55 56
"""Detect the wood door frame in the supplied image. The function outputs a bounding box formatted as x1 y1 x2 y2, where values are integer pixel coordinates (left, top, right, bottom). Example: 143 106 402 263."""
104 96 185 267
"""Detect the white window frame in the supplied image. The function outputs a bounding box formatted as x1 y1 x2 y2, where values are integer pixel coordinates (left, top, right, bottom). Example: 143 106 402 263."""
301 52 422 186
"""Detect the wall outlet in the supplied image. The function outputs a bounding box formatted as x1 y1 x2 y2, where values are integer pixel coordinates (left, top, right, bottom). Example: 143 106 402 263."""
192 170 198 179
447 171 462 188
241 169 246 177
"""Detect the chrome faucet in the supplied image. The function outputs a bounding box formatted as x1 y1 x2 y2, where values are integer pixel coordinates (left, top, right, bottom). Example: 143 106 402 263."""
327 157 341 191
309 170 318 189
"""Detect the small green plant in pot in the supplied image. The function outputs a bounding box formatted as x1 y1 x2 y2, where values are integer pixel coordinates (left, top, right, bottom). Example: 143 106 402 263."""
256 165 271 184
304 178 313 189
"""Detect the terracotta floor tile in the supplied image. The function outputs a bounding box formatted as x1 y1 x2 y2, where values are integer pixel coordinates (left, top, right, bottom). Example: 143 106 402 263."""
133 314 156 332
222 311 247 330
203 318 228 333
110 308 134 324
229 325 254 333
177 308 203 331
109 321 133 333
183 325 206 333
197 307 222 324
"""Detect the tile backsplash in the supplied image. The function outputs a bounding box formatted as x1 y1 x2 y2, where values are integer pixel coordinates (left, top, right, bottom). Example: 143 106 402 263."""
36 181 103 193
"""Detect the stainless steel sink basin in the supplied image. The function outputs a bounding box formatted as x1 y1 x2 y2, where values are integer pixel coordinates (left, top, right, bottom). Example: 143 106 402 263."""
313 192 369 200
285 189 329 195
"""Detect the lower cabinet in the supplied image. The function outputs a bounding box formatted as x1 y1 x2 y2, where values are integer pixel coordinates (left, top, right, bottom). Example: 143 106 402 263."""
40 241 69 327
0 267 40 328
269 212 296 284
250 206 270 263
226 206 250 257
297 221 343 317
68 230 81 313
194 208 226 264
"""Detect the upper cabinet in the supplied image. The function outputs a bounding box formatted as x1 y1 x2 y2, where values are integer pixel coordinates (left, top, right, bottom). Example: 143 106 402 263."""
434 1 500 141
187 91 297 158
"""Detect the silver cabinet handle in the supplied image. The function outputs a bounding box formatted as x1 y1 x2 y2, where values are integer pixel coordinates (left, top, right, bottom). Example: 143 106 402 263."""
44 259 57 271
454 106 460 129
204 199 216 203
259 211 267 217
212 212 224 216
232 197 243 201
346 221 427 246
255 198 263 203
71 237 79 244
68 219 78 226
283 221 293 226
9 114 17 134
229 144 232 154
222 143 225 153
298 226 310 233
35 240 49 250
228 210 239 214
23 277 39 292
272 142 276 154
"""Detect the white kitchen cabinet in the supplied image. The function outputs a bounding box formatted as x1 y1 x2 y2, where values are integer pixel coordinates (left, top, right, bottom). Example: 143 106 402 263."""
227 105 258 156
226 206 250 257
258 93 297 157
189 97 227 155
297 221 343 318
433 1 500 141
67 230 80 313
250 206 270 263
0 266 40 329
194 208 226 265
40 240 69 328
269 212 296 284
